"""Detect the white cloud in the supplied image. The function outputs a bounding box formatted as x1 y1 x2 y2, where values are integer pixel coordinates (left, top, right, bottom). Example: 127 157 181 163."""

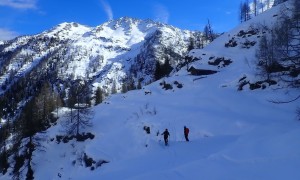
154 3 169 24
100 0 113 21
0 28 18 40
0 0 37 9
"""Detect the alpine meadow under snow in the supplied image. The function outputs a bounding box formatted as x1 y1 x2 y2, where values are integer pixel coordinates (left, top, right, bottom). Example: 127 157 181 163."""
1 0 300 180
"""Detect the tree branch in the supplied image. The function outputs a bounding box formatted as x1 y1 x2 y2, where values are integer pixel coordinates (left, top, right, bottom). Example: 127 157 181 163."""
269 94 300 104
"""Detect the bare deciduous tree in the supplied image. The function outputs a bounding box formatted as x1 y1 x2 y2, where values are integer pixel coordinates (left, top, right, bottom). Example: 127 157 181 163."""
64 80 93 137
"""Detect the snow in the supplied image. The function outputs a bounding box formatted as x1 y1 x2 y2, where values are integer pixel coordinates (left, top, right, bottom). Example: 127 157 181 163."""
50 17 193 88
2 1 300 179
44 22 92 40
27 70 300 179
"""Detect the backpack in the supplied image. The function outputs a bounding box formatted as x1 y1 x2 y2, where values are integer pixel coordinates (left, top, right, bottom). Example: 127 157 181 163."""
185 128 189 134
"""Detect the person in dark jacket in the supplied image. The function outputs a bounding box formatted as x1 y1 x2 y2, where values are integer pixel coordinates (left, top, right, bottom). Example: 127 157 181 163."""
184 126 189 141
161 129 170 146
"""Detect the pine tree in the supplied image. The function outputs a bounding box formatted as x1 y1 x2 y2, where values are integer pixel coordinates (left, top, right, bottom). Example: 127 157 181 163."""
137 80 142 90
111 80 117 94
127 75 136 91
0 144 9 175
95 87 103 105
0 124 9 175
13 97 47 180
34 82 57 128
154 61 163 80
163 57 173 75
187 37 195 51
121 83 128 93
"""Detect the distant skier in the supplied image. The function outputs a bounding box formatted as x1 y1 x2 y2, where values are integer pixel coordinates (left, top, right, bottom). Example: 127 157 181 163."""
184 126 189 141
161 129 170 146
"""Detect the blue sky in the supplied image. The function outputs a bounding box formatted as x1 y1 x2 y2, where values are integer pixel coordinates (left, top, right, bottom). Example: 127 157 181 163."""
0 0 242 40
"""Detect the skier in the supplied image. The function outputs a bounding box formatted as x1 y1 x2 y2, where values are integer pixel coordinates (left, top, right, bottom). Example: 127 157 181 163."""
184 126 189 141
161 129 170 146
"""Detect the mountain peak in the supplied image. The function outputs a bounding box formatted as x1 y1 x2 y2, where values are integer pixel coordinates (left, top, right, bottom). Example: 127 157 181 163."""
42 22 92 39
112 17 157 24
97 16 166 32
115 17 162 26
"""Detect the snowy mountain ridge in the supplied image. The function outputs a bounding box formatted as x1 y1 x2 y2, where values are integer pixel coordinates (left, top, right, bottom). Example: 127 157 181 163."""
0 17 201 96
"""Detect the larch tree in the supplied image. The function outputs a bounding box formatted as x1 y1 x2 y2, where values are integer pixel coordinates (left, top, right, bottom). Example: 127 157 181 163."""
64 80 93 137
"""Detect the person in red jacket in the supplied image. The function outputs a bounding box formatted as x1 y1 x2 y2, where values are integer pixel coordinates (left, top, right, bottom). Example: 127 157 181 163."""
184 126 189 141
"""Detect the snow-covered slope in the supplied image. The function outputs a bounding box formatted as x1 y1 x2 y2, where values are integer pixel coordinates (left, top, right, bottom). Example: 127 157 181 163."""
2 1 300 180
29 72 299 180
